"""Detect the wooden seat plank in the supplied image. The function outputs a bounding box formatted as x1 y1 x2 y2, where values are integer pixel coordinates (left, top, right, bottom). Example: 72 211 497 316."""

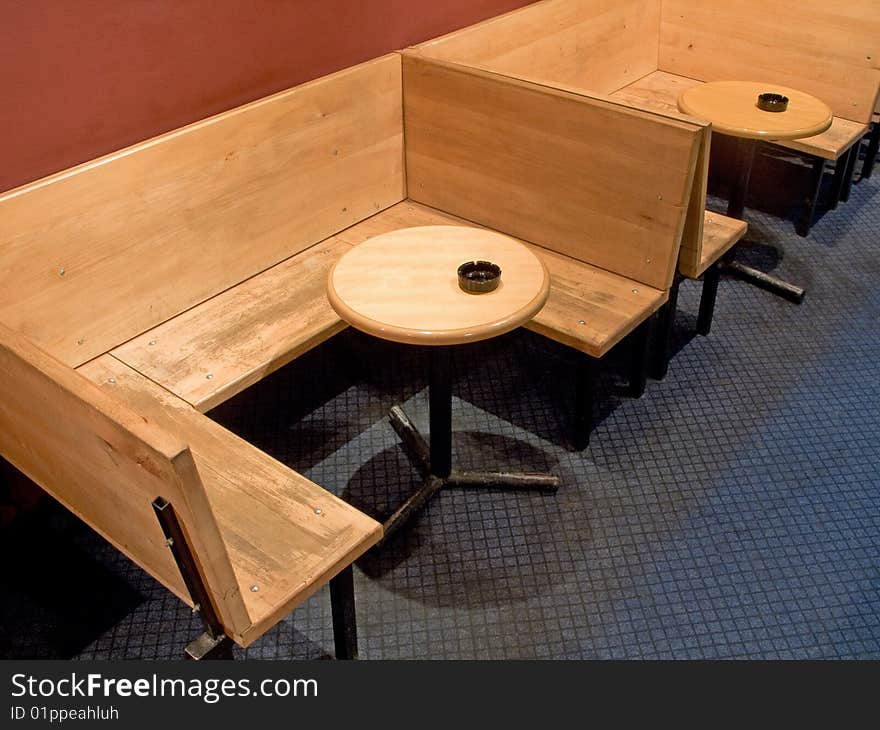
610 70 703 115
526 247 667 358
79 355 382 647
112 238 352 413
773 118 869 160
697 212 748 273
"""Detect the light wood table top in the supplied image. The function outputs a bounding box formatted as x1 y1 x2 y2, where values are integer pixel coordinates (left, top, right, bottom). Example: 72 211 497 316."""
678 81 833 141
327 226 550 346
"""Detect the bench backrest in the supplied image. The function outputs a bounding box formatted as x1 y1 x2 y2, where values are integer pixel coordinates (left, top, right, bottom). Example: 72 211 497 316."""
417 0 661 96
0 55 405 367
659 0 880 124
0 322 250 637
403 54 702 290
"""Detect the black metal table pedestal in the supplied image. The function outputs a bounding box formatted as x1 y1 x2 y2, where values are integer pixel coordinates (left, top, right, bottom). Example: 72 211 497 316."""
382 346 560 542
721 138 805 304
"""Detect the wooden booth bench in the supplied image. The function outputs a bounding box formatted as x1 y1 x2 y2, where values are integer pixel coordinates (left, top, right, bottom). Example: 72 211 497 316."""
0 50 702 659
413 0 880 364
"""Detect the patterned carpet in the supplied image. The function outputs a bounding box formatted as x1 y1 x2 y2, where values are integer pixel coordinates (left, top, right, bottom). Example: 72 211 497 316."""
2 142 878 660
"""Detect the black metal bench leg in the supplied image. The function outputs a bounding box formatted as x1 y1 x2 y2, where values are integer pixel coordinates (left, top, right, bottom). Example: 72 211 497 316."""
628 317 652 399
649 275 680 380
828 149 850 210
839 143 859 203
696 261 721 336
796 157 826 237
330 565 358 660
573 353 595 450
152 497 234 660
862 122 879 180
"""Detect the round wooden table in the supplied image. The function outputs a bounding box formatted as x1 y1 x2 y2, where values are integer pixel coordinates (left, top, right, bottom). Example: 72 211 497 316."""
328 225 558 541
678 80 833 304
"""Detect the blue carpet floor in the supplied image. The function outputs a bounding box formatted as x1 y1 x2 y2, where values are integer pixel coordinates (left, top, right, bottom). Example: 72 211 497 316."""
2 147 878 660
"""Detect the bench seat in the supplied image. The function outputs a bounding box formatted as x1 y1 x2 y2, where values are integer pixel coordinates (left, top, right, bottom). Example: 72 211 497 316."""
699 211 748 272
774 117 868 161
339 201 667 358
111 236 354 413
111 198 668 411
614 71 867 161
78 355 382 647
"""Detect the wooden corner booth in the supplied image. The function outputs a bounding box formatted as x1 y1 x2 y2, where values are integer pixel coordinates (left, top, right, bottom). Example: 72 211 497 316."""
0 44 704 657
413 0 880 366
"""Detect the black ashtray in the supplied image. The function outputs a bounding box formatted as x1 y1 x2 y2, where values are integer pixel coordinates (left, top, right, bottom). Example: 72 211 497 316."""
458 260 501 293
756 93 789 112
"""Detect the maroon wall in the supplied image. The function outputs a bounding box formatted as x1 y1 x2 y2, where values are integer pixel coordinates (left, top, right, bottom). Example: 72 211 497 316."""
0 0 536 193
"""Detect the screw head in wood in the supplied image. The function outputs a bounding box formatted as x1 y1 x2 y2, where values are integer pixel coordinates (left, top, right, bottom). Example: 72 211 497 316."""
250 585 259 592
108 377 116 384
206 373 213 380
314 507 322 515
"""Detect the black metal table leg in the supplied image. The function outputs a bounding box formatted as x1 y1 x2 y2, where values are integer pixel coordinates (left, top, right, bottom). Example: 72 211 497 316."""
721 137 806 303
380 345 560 542
726 137 757 220
428 346 453 479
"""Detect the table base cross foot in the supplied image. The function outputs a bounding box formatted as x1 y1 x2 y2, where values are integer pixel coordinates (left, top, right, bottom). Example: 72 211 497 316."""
720 137 806 305
380 347 560 543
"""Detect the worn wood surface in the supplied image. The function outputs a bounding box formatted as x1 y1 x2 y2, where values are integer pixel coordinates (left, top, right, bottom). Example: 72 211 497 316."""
527 246 667 357
403 54 701 291
0 54 404 366
112 238 351 413
79 355 382 647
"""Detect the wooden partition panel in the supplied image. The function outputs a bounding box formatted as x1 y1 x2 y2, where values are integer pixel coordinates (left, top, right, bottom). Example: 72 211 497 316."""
417 0 661 95
0 323 249 636
659 0 880 123
0 54 405 367
403 54 701 290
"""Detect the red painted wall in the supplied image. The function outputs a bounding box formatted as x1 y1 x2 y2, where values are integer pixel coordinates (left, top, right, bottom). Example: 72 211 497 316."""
0 0 536 193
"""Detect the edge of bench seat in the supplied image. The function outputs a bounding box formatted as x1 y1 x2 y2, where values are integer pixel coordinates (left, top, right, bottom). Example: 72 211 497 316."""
79 355 383 647
526 247 667 359
112 237 353 413
678 211 748 279
772 117 869 160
